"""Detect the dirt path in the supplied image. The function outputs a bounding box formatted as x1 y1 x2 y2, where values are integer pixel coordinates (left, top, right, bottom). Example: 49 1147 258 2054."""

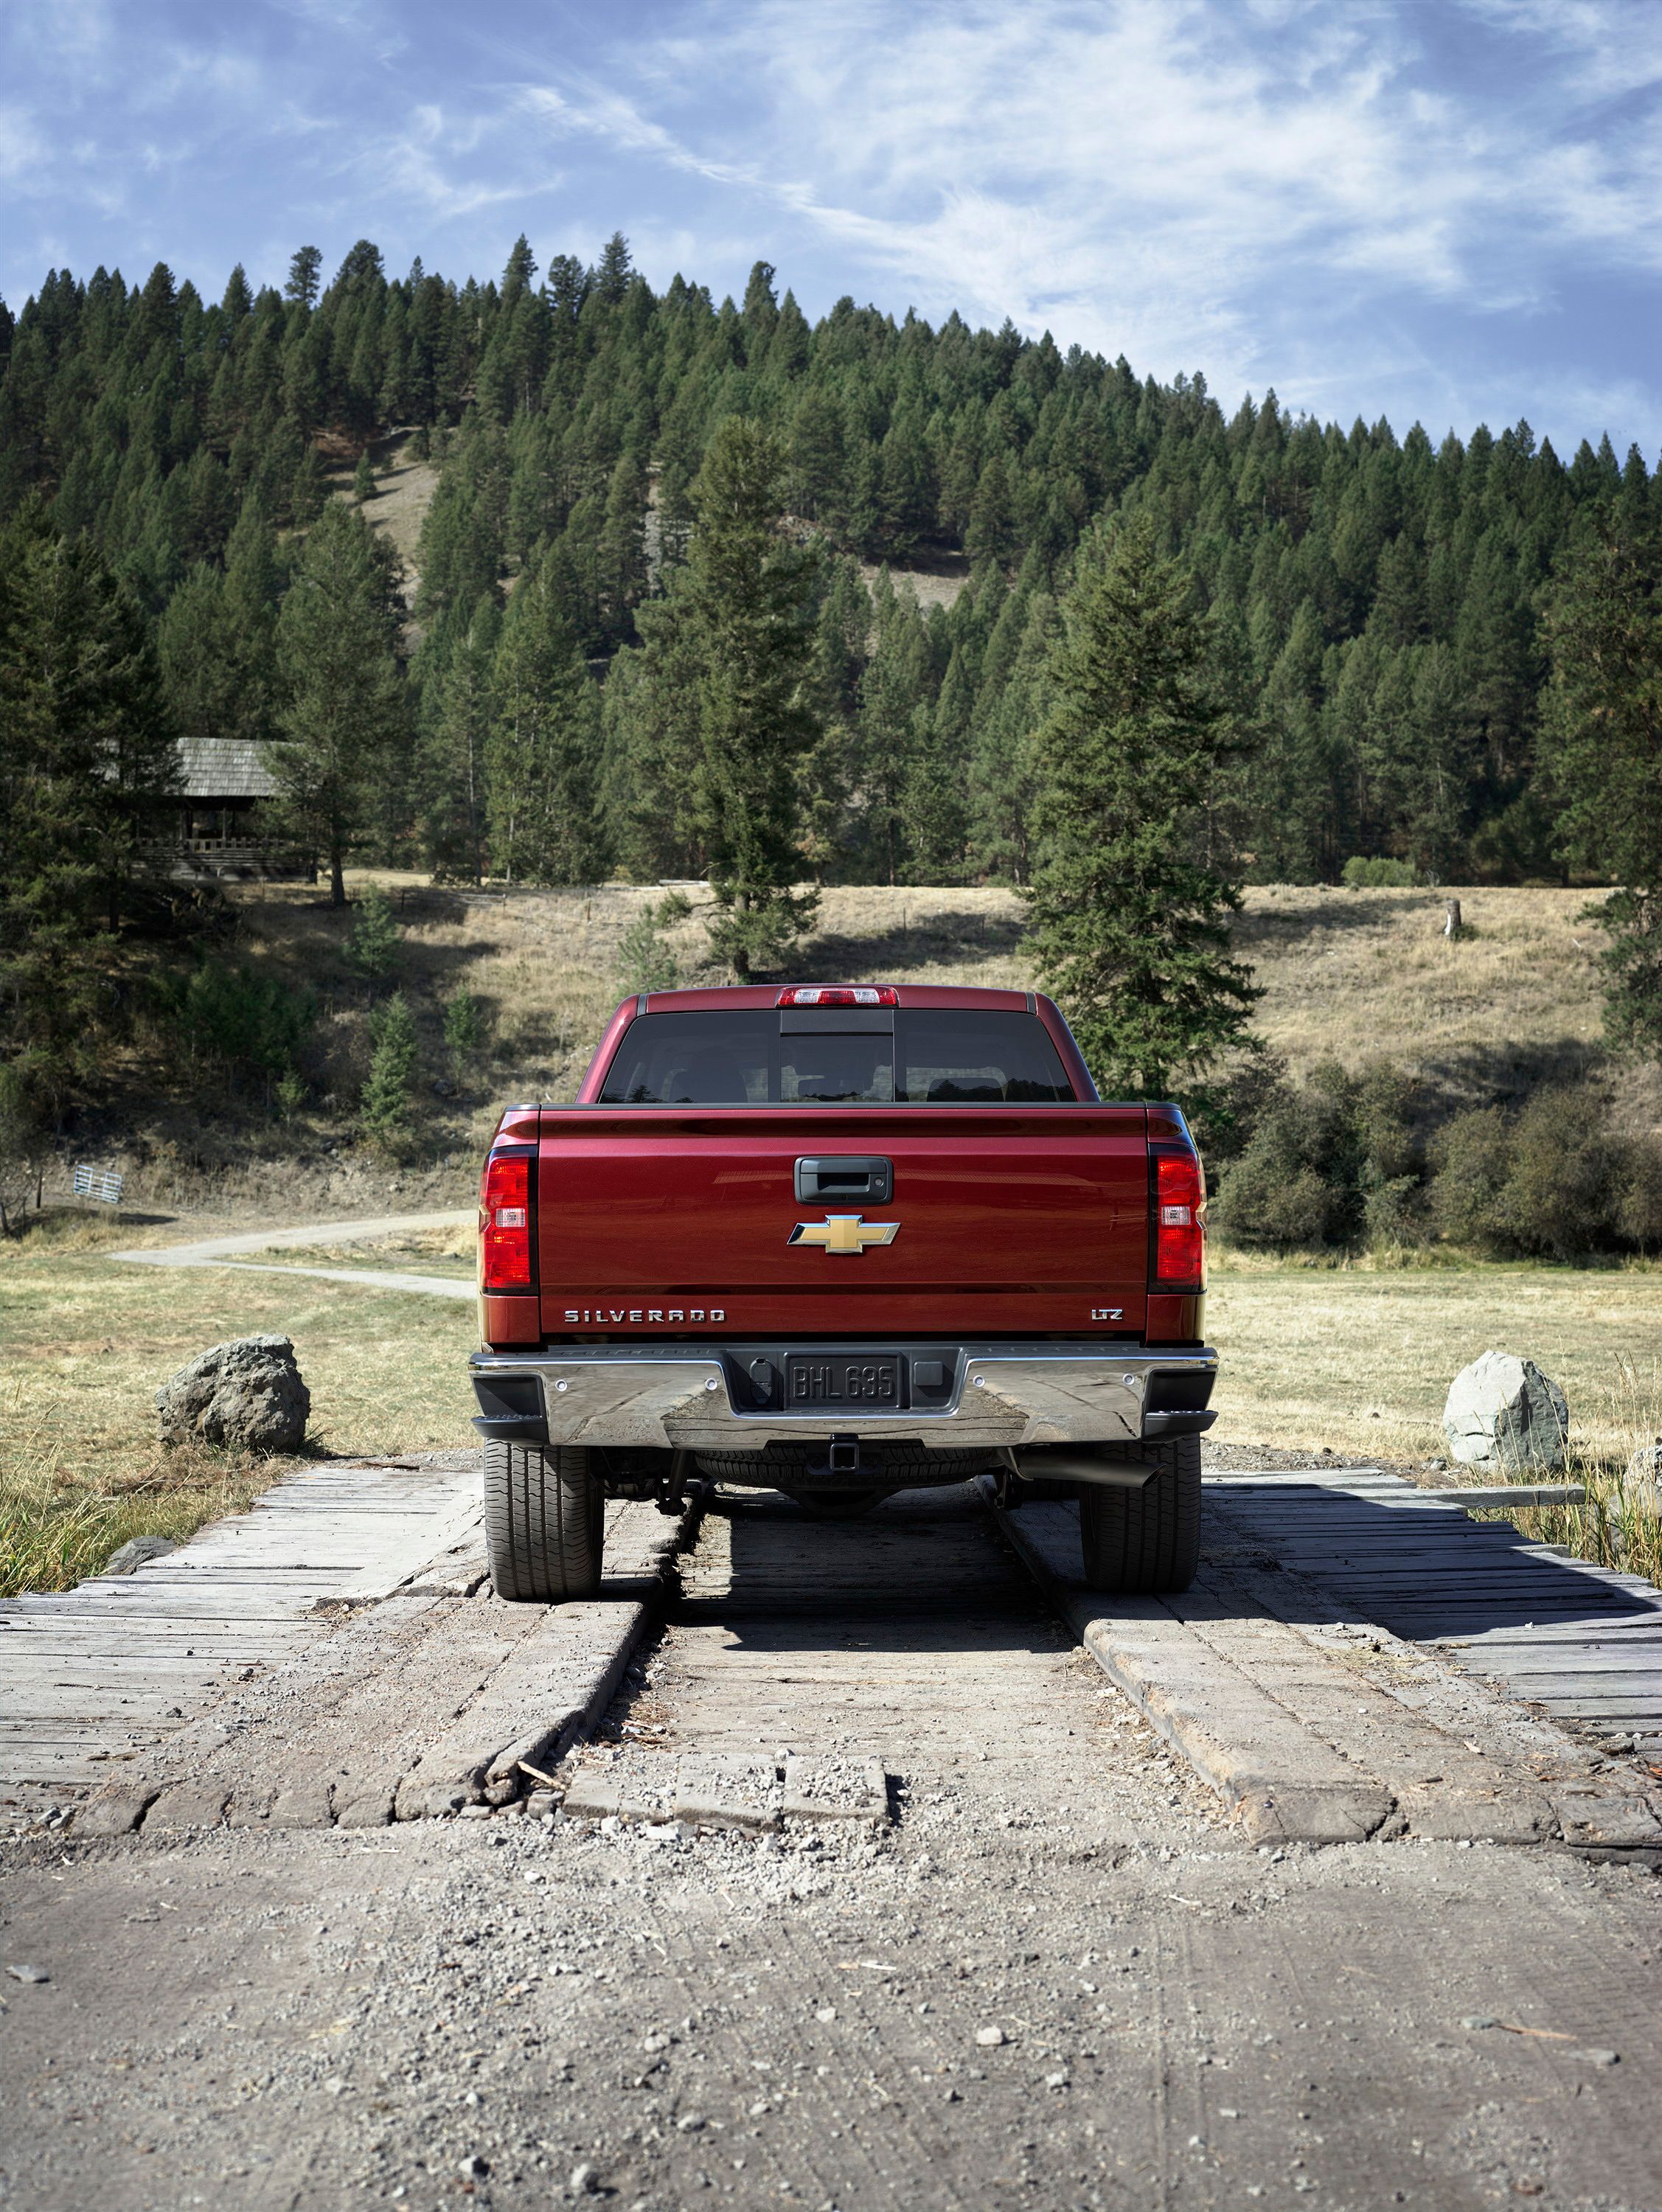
4 1485 1661 2211
113 1208 476 1299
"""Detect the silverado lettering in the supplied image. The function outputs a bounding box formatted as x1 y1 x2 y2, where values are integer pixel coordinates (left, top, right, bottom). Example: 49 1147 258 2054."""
471 983 1217 1603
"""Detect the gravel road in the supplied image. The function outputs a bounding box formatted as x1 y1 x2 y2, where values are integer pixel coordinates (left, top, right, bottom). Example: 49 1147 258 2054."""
3 1486 1660 2211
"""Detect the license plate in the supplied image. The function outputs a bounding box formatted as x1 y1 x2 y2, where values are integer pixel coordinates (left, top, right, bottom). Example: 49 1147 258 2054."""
784 1354 902 1408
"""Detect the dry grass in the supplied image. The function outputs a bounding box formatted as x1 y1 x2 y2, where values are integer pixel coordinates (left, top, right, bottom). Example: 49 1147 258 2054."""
1209 1255 1662 1582
243 1225 477 1279
201 873 1662 1135
0 1231 477 1594
1230 885 1662 1123
857 554 973 612
324 431 441 607
0 1433 275 1601
10 874 1659 1597
1209 1254 1661 1461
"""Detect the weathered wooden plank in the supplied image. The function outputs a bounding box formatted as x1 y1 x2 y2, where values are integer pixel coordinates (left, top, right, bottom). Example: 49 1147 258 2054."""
0 1455 481 1791
1461 1672 1662 1697
1198 1465 1662 1796
1448 1621 1662 1641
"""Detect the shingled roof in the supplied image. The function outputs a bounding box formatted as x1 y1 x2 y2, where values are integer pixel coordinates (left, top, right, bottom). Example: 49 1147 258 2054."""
175 737 281 800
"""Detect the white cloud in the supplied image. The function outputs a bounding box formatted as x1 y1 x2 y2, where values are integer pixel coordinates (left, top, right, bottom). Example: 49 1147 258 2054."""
510 0 1662 414
0 103 49 184
348 99 565 226
2 0 1658 446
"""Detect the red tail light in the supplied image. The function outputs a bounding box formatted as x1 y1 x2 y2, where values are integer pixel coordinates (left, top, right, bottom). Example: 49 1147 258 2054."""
481 1148 535 1292
1151 1146 1206 1290
776 986 897 1007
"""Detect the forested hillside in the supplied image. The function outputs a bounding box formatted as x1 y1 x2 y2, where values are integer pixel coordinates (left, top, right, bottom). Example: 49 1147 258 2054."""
3 231 1655 892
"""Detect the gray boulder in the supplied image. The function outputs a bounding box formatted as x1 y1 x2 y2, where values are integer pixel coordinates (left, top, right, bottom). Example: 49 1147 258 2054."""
1442 1351 1568 1472
103 1534 178 1576
1621 1440 1662 1519
156 1335 310 1454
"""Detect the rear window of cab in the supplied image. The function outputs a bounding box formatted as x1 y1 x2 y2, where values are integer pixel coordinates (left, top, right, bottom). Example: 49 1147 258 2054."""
597 1009 1077 1105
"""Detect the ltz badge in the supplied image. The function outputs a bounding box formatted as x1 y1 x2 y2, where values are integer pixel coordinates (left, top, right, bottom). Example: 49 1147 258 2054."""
788 1214 900 1254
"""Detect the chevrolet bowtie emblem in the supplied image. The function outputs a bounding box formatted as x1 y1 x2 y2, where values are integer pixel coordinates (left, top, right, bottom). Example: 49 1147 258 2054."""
788 1213 900 1254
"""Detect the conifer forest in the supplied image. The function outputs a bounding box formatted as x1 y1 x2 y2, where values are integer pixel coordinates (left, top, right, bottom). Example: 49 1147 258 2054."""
4 230 1656 900
2 229 1660 1194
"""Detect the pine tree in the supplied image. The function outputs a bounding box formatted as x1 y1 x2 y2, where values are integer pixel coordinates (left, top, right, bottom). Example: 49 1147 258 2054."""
345 881 400 998
271 501 407 905
291 447 327 526
285 246 323 310
352 451 377 504
855 571 934 880
1 220 1650 904
442 987 487 1086
0 503 178 1113
1026 521 1259 1099
796 556 872 874
486 552 605 885
1543 517 1662 1058
156 495 284 748
618 892 691 992
416 599 498 883
597 611 704 880
683 418 821 978
360 990 417 1155
594 233 633 305
968 585 1055 883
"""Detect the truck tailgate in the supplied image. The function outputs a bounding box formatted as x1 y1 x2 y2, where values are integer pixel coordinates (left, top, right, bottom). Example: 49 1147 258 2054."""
536 1105 1149 1338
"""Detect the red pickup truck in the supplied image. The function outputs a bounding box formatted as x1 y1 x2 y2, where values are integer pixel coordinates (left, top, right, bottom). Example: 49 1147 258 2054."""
469 984 1216 1601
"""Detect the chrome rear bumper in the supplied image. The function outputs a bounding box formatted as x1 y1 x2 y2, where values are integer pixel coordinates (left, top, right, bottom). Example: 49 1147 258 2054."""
469 1343 1217 1452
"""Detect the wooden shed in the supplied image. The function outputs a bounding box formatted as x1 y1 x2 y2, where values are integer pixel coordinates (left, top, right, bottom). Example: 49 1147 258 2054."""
154 739 309 880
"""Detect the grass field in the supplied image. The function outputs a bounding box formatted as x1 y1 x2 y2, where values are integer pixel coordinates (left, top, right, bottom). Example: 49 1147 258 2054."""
240 1224 478 1279
5 874 1658 1596
1210 1253 1662 1584
0 1214 477 1597
4 1204 1658 1592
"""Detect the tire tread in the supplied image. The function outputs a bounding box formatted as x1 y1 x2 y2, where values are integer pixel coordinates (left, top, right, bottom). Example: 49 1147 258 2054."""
484 1440 603 1601
1078 1436 1201 1594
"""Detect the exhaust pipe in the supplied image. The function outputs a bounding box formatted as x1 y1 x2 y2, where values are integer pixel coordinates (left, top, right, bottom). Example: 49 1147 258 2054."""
1010 1448 1159 1490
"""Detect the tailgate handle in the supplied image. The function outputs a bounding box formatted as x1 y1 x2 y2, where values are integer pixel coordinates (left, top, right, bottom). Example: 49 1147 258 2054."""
794 1155 893 1204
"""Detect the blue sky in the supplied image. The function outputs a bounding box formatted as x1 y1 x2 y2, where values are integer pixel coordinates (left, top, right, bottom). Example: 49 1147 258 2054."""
3 0 1661 455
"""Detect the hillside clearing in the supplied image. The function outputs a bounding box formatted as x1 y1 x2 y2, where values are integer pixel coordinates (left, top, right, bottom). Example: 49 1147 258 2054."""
330 871 1643 1100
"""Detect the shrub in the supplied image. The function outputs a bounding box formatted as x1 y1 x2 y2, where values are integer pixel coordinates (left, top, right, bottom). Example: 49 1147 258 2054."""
171 962 315 1088
1427 1106 1512 1251
1217 1061 1660 1261
1613 1136 1662 1251
1427 1087 1655 1259
619 892 692 995
346 884 400 995
1341 856 1416 888
1210 1057 1429 1251
1211 1062 1366 1248
1353 1062 1419 1180
1495 1089 1616 1259
1192 1051 1290 1167
442 989 487 1086
361 992 417 1155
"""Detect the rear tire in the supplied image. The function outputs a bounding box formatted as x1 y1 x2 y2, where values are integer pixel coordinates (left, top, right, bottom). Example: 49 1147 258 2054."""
484 1440 604 1601
1079 1435 1200 1595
